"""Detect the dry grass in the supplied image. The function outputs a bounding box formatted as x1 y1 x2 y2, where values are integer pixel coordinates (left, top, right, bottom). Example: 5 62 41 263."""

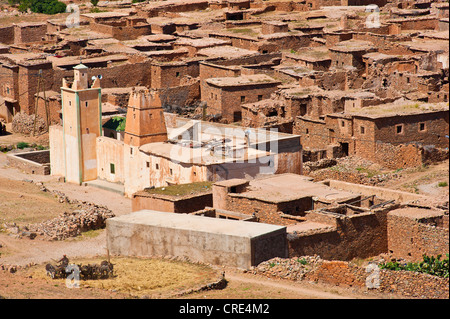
29 256 220 298
0 177 76 226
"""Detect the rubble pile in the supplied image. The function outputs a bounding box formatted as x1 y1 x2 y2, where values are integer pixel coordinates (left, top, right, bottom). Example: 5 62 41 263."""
11 113 46 135
3 180 116 241
27 202 115 241
249 255 323 281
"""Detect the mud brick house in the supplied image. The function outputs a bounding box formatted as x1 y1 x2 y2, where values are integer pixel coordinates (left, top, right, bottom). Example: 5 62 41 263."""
151 61 189 89
172 37 231 57
134 0 209 18
0 53 52 122
131 181 213 214
212 173 361 226
294 101 449 168
261 21 290 35
329 39 376 74
387 206 449 261
241 99 293 133
284 47 332 71
88 16 152 41
13 22 47 44
202 74 281 123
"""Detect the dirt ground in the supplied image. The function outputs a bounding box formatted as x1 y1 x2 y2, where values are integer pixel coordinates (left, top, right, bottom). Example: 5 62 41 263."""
0 131 447 300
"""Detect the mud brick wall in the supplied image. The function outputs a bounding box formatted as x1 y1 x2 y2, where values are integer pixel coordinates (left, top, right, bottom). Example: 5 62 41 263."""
374 142 423 170
36 96 61 125
14 24 47 44
132 192 213 214
157 81 200 112
263 34 312 52
394 17 439 31
18 63 53 115
330 50 366 71
353 117 376 159
105 92 131 108
387 213 449 261
293 117 328 150
52 60 152 91
324 32 353 47
203 82 279 122
289 209 389 260
223 194 312 226
151 63 188 89
91 23 151 41
199 63 241 86
421 146 449 166
0 26 14 45
0 64 18 101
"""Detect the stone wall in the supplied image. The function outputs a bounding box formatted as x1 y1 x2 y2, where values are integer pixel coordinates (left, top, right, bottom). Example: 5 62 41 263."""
157 80 200 113
304 260 449 299
387 209 449 261
288 207 393 261
254 257 449 299
6 150 50 175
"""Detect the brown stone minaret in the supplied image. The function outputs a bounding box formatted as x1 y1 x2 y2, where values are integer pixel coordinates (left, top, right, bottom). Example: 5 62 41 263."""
124 88 168 146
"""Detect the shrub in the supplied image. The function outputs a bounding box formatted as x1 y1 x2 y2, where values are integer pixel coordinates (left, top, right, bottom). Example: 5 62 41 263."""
379 254 449 278
16 142 30 149
438 181 448 187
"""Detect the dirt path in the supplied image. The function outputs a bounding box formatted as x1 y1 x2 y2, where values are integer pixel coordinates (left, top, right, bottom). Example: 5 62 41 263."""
0 152 130 267
222 272 361 299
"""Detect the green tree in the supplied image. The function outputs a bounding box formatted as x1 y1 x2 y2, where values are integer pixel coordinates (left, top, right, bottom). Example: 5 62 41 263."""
91 0 99 6
15 0 66 14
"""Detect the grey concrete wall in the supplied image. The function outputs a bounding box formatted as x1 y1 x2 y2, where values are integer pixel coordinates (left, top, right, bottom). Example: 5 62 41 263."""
106 210 287 269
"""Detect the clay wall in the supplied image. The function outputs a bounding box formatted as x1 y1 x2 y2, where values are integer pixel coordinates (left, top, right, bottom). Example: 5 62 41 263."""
391 17 439 31
261 22 289 35
96 136 125 184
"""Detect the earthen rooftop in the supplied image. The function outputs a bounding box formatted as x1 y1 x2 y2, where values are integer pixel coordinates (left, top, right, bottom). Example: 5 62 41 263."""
228 173 359 204
343 102 449 118
206 74 281 87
